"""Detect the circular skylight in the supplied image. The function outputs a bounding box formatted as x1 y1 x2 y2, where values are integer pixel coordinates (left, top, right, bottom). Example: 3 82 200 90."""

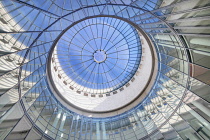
53 17 142 94
93 50 107 63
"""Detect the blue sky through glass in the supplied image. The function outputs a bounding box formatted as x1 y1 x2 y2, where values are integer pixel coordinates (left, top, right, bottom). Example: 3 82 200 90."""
55 17 142 94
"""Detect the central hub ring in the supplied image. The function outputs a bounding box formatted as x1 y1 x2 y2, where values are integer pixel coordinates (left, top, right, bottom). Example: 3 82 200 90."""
93 50 107 63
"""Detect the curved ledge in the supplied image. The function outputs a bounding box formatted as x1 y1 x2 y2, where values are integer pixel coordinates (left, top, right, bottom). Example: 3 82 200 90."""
46 15 158 117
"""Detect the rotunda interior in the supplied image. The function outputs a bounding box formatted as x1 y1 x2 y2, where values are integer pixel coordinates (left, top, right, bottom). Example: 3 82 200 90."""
0 0 210 140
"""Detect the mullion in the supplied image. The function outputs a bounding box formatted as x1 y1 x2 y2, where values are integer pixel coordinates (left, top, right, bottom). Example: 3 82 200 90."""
74 62 96 92
103 18 123 51
71 61 95 88
80 62 97 92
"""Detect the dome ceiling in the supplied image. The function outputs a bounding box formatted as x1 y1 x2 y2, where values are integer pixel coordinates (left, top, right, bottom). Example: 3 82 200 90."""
1 0 210 140
52 17 142 94
47 16 157 115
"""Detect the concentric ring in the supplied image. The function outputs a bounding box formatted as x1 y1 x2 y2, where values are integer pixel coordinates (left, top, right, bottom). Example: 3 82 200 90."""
47 16 157 115
53 17 142 94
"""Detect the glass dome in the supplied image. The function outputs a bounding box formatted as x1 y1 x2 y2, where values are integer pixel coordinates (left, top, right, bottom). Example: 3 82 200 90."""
48 16 155 114
53 17 142 94
0 0 210 140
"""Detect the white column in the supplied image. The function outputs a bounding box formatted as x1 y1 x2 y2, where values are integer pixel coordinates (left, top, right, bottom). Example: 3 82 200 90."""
192 101 210 118
133 113 141 129
59 113 66 138
189 109 210 131
154 34 176 41
96 121 100 140
184 132 199 140
59 113 66 130
101 121 107 140
190 38 210 46
52 110 62 128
